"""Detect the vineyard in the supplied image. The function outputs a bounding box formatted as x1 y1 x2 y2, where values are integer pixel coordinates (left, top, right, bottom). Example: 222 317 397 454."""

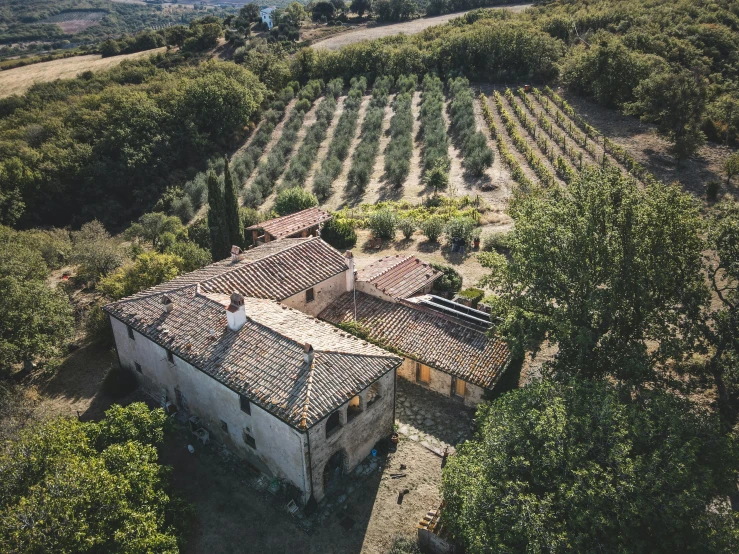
177 77 660 239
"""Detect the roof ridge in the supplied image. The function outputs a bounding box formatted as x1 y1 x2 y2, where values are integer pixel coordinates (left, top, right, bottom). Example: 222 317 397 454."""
105 283 198 307
299 361 315 430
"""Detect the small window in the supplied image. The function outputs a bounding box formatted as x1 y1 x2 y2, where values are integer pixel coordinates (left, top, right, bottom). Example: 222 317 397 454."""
134 362 142 374
220 420 228 433
240 395 251 415
167 350 174 364
326 411 341 437
244 431 256 449
306 287 315 303
127 325 135 340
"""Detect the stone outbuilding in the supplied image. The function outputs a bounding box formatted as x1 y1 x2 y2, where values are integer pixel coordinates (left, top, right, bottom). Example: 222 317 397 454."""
245 207 332 245
356 255 442 301
104 237 399 504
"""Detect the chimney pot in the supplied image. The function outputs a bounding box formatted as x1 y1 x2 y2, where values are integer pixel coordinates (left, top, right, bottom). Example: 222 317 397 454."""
162 295 174 313
226 292 247 331
303 343 314 365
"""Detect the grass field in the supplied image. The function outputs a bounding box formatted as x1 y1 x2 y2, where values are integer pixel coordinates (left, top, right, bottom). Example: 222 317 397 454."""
0 47 167 98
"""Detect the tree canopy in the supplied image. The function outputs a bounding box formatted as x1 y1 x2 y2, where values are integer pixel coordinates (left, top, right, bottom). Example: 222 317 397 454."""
442 379 739 554
0 403 189 552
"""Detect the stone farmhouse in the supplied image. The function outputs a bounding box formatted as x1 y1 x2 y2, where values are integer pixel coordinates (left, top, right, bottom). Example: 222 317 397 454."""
105 238 401 503
245 206 332 245
104 231 510 504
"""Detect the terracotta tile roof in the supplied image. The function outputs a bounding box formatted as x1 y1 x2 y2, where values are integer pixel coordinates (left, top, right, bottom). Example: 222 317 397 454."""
319 292 510 389
245 207 333 240
357 255 442 299
198 237 347 299
105 289 400 430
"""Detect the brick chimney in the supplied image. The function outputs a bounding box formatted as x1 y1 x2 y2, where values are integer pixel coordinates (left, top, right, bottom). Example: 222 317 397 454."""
226 292 247 331
303 343 314 365
344 250 355 292
161 295 174 313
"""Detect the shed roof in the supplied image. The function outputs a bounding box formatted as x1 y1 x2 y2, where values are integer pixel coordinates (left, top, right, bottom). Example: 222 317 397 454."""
319 292 510 389
245 207 333 240
357 255 442 299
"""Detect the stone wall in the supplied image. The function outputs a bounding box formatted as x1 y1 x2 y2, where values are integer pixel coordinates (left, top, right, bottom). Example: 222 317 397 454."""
306 369 396 501
356 280 396 302
110 315 311 498
282 271 348 317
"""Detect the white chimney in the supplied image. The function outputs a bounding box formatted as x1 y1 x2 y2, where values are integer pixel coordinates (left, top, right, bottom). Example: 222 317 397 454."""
162 295 174 313
303 343 314 365
344 250 355 292
226 292 247 331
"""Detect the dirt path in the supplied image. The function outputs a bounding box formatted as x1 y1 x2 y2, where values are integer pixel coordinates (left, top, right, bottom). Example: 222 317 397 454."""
364 94 396 205
305 95 346 191
479 93 539 186
324 95 372 211
404 91 426 200
495 90 566 187
311 4 532 50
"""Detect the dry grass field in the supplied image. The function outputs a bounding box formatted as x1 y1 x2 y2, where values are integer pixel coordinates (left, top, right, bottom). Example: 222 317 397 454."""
0 48 167 98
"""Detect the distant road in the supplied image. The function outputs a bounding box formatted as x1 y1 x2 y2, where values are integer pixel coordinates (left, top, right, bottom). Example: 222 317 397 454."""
311 4 533 50
0 48 166 98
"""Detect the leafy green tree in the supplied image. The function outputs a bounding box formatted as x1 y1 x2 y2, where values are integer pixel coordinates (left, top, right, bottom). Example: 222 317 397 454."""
429 263 462 293
206 171 230 261
724 152 739 188
125 212 184 249
480 168 707 384
368 209 397 240
0 403 189 552
350 0 371 17
444 216 475 245
100 252 183 300
420 216 444 242
237 3 260 26
702 201 739 429
397 217 416 239
71 220 124 285
164 240 212 272
0 278 74 372
0 225 48 282
283 2 306 27
223 160 243 247
443 379 739 554
626 69 707 161
273 187 318 216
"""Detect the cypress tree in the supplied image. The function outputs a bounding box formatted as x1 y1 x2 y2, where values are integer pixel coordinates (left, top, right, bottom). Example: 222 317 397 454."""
206 171 230 260
223 157 243 247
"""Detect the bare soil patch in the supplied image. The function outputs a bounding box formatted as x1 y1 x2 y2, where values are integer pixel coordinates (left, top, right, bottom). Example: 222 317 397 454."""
311 5 532 51
0 48 167 98
559 89 735 201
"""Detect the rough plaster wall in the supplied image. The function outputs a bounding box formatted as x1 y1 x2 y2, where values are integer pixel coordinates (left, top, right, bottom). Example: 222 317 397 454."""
110 316 309 495
398 356 485 407
355 280 397 302
281 271 348 317
306 370 396 501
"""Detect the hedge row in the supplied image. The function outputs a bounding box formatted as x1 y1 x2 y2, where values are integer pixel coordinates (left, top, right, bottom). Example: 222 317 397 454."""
346 76 393 193
384 76 417 187
420 74 450 176
448 76 493 177
281 78 344 191
313 77 368 201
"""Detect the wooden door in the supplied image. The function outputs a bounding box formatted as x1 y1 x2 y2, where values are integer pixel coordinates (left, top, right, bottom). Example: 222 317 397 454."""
452 377 466 398
416 362 430 383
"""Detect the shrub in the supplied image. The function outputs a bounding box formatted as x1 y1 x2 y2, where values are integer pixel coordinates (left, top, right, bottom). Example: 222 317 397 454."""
431 263 462 293
164 240 212 272
445 216 476 244
457 287 484 308
420 74 450 180
321 217 357 249
420 216 445 242
170 195 194 222
369 208 397 240
102 367 138 399
388 535 421 554
273 187 318 216
84 302 114 346
397 217 417 239
384 85 415 186
482 231 512 252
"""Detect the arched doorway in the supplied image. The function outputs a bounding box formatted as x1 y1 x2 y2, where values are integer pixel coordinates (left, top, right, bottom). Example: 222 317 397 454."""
323 450 345 494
